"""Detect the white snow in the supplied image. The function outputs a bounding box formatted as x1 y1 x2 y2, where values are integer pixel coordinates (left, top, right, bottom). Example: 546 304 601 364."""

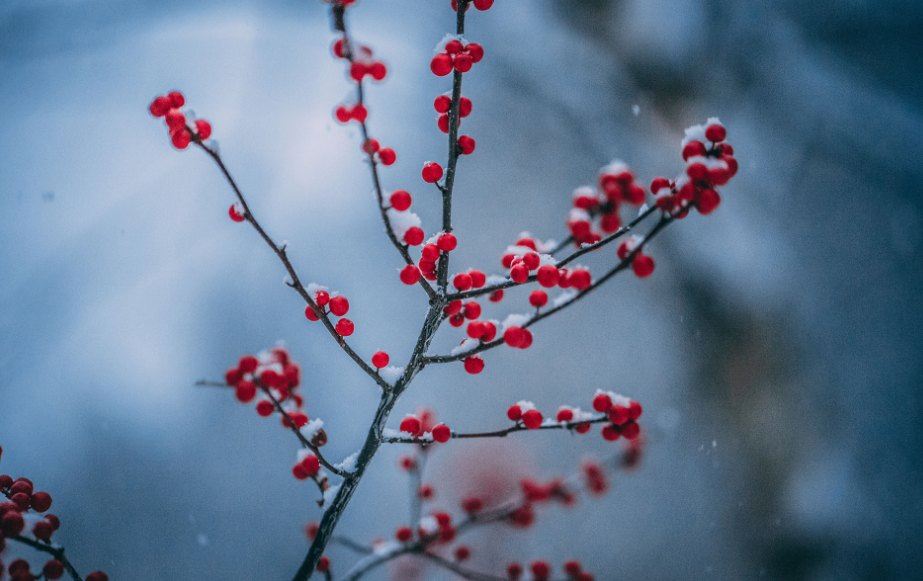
434 33 467 53
296 448 315 463
538 253 557 267
323 484 341 509
553 289 578 307
568 208 591 222
450 338 479 355
306 283 329 295
379 365 404 384
485 274 508 285
335 451 359 473
300 418 324 439
600 159 629 175
501 313 531 330
638 203 649 216
386 209 422 240
382 428 401 439
572 185 595 199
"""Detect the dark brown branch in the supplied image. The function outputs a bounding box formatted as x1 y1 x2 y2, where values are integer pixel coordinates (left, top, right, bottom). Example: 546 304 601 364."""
382 415 608 444
330 535 374 555
192 140 392 393
11 535 84 581
436 0 470 291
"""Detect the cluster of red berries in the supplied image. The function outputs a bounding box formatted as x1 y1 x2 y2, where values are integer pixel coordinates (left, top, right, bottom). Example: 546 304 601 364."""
501 237 593 290
442 295 484 327
400 231 458 284
303 287 355 337
399 413 452 443
224 347 310 426
592 390 643 441
567 160 646 247
506 560 593 581
293 450 321 481
331 40 388 82
652 119 737 217
451 0 494 11
617 234 655 278
361 139 396 166
430 38 484 76
0 448 108 581
334 102 368 124
148 91 211 150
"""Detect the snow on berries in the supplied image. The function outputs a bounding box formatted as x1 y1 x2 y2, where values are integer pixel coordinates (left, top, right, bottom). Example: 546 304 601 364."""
149 91 213 150
431 36 484 76
653 118 737 217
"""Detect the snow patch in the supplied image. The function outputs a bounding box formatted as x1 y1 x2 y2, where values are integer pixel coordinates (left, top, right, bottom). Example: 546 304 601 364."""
380 365 404 384
553 289 578 307
502 313 531 330
451 338 479 356
386 209 422 239
323 484 341 509
335 452 360 473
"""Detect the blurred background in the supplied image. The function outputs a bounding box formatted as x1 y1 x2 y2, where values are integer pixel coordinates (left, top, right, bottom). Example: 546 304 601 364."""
1 0 921 580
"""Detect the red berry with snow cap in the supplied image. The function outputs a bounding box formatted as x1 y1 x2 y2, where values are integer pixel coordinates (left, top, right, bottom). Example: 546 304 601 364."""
521 409 543 429
422 162 444 183
705 123 726 142
229 204 245 222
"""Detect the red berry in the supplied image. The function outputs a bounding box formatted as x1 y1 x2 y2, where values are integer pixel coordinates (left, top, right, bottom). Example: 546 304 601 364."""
463 356 484 374
30 491 52 512
33 519 54 541
369 62 387 81
404 225 424 245
465 43 484 63
437 232 457 251
418 484 434 499
462 497 483 513
682 140 706 161
531 561 551 581
453 273 473 291
437 113 450 133
592 393 612 412
534 265 559 287
508 563 523 580
44 560 65 580
351 104 368 123
350 61 367 81
165 109 186 131
1 510 25 536
316 557 331 573
239 355 259 373
362 138 380 154
467 321 485 339
632 254 655 278
86 572 109 581
556 408 574 422
564 561 582 576
329 296 349 316
489 289 504 302
171 128 191 149
695 188 721 215
400 417 421 434
459 96 473 117
457 135 476 155
507 404 522 421
479 322 497 342
608 405 630 425
431 53 453 76
462 301 481 320
235 381 257 403
449 313 465 327
301 455 320 476
454 52 473 73
510 264 529 283
400 265 421 285
705 124 726 142
444 299 463 316
422 162 444 183
378 147 396 166
396 526 413 542
422 244 440 263
455 546 471 561
473 0 494 10
194 119 212 140
522 409 543 429
335 318 354 336
432 424 451 443
504 326 526 348
332 38 346 58
569 269 592 290
167 91 185 108
229 204 245 222
622 421 641 440
529 290 547 308
148 95 172 117
256 400 274 417
601 424 621 441
390 189 411 211
628 401 643 420
445 40 464 54
434 95 452 113
469 270 485 287
335 106 351 123
304 305 320 321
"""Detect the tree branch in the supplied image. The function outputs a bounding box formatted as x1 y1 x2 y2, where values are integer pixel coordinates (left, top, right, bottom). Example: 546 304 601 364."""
382 415 609 444
10 535 84 581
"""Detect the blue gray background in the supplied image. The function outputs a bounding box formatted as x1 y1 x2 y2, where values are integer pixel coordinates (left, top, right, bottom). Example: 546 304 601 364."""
1 0 921 580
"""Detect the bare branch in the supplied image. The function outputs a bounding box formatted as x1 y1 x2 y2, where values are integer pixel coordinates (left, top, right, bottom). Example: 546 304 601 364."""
10 535 85 581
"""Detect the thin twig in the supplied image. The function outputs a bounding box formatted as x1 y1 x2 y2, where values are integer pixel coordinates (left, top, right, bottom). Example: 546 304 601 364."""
192 140 392 393
11 535 84 581
382 415 609 444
